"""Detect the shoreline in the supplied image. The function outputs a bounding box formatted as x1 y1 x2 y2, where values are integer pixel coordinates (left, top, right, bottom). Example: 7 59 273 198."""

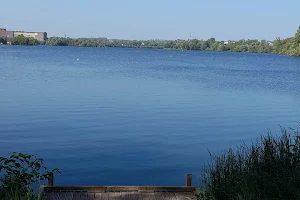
1 43 297 57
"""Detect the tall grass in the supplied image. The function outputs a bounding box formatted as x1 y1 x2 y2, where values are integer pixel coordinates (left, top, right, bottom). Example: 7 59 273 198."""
200 126 300 200
0 177 43 200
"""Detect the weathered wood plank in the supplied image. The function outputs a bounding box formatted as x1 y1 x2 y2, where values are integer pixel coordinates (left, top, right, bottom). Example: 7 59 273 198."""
117 191 140 200
134 191 144 200
175 193 197 200
43 186 196 192
140 192 155 200
41 186 197 200
110 192 121 200
185 174 192 187
48 173 54 186
73 192 86 200
78 192 94 200
154 192 164 200
164 192 177 200
86 192 95 200
59 192 74 200
101 192 109 200
94 192 110 200
45 192 60 200
94 192 102 200
43 191 197 200
154 192 177 200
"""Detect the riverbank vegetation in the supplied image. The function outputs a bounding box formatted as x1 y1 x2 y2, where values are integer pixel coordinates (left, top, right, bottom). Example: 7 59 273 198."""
1 26 300 56
0 35 39 46
199 126 300 200
45 26 300 57
0 153 59 200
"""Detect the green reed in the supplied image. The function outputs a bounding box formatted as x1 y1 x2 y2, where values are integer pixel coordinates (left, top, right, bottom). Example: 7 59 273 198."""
200 126 300 200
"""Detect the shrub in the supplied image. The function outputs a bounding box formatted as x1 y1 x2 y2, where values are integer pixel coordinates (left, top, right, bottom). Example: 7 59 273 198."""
200 126 300 200
0 153 60 200
9 35 39 46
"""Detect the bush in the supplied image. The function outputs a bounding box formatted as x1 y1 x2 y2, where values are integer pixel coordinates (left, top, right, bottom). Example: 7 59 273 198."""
0 153 60 200
200 126 300 200
9 35 39 46
0 37 7 44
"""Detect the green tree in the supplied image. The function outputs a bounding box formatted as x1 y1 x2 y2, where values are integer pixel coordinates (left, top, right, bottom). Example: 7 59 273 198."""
207 38 216 48
0 37 7 44
294 26 300 44
273 38 282 54
200 41 209 50
234 45 248 52
9 35 39 46
217 44 228 51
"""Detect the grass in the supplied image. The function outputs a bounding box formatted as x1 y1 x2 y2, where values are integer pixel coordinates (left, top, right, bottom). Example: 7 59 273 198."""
0 179 42 200
0 187 39 200
199 125 300 200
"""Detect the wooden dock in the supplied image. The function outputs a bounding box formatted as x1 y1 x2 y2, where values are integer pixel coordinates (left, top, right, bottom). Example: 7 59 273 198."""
40 174 198 200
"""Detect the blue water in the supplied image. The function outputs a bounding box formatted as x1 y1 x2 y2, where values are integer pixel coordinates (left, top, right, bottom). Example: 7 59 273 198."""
0 46 299 186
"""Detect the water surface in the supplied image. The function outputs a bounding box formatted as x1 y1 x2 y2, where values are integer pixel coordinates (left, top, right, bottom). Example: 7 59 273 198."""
0 46 299 185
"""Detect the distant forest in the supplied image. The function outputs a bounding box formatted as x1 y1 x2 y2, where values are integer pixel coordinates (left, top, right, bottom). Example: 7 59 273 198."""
1 26 300 57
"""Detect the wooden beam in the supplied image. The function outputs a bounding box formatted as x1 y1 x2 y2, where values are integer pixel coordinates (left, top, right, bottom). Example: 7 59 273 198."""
48 172 54 186
186 174 192 187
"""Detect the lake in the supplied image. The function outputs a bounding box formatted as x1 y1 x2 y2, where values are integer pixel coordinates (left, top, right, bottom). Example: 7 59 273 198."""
0 46 299 186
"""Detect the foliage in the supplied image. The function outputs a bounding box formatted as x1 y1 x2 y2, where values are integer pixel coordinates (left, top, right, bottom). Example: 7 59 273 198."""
294 26 300 44
9 35 39 46
46 26 300 57
3 26 300 56
0 153 60 200
45 37 168 48
271 27 300 57
199 126 300 200
0 37 7 44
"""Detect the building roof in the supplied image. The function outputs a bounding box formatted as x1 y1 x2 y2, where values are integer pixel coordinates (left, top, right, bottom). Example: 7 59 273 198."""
14 31 46 34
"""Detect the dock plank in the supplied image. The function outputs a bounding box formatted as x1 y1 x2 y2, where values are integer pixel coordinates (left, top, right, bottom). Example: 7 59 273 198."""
73 192 86 200
111 192 122 200
175 193 198 200
154 192 177 200
60 192 74 200
141 192 155 200
94 192 109 200
121 191 141 200
41 186 197 200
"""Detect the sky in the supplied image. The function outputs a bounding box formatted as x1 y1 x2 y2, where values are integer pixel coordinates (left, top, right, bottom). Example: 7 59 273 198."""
1 0 300 41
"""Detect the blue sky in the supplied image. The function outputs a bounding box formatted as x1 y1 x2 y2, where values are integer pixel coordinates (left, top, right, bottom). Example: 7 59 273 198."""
1 0 299 40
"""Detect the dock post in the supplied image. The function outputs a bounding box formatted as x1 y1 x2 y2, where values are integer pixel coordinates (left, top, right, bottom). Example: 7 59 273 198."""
48 172 54 186
186 174 192 186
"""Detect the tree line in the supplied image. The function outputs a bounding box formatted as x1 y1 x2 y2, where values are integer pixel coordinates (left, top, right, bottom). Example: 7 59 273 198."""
44 26 300 56
45 37 168 49
1 26 300 56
